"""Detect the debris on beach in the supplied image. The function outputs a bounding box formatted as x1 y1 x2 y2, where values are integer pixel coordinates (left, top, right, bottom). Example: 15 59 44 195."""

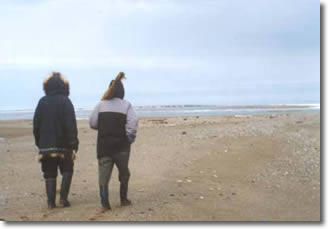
199 196 204 200
182 131 187 135
148 119 167 124
186 179 192 183
213 174 218 178
176 180 183 183
234 115 253 119
20 216 29 221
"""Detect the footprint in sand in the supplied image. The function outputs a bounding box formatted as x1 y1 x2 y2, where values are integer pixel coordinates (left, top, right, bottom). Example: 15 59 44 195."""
89 208 111 221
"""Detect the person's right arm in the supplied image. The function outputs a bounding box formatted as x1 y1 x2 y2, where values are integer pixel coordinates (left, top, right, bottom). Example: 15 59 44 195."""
125 103 138 143
63 98 79 152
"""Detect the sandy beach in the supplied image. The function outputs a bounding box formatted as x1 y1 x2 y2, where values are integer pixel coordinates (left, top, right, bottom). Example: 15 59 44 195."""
0 112 320 221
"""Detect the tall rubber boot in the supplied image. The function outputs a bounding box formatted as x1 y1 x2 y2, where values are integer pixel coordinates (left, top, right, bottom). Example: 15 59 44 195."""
45 178 57 209
99 185 111 211
59 172 73 207
120 182 132 206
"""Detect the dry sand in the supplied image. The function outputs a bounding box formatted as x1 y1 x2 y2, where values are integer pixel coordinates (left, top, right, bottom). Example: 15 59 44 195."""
0 112 320 221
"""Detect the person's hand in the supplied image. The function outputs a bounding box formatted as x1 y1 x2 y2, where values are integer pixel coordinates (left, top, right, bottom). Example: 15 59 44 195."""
74 145 78 154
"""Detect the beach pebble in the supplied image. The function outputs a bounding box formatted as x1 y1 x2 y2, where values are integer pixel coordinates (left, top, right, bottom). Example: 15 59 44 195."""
224 149 228 153
176 180 183 183
186 179 192 183
199 196 204 200
199 171 204 174
182 131 187 135
213 174 218 178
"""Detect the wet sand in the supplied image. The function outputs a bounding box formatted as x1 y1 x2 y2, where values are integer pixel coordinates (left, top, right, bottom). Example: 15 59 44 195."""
0 112 320 221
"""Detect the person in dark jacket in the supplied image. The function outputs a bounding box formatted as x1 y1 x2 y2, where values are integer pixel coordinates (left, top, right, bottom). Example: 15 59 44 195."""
89 72 138 211
33 72 79 209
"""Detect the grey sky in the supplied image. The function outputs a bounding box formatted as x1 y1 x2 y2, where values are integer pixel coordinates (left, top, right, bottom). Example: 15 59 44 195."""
0 0 320 109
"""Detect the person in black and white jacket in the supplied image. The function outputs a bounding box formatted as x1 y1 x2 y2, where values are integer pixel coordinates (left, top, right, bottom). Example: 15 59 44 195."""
89 72 138 211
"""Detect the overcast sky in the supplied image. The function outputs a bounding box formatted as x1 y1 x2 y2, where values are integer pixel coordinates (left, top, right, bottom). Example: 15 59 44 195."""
0 0 320 110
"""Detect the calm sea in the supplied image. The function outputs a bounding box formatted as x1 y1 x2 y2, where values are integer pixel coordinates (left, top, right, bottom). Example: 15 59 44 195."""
0 104 320 120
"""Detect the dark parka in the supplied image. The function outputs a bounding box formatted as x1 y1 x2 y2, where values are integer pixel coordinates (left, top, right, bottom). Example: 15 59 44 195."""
33 74 79 156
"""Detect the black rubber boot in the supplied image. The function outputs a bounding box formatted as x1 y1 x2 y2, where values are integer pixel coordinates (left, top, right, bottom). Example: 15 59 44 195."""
45 178 57 209
59 172 73 207
99 185 111 210
120 182 132 206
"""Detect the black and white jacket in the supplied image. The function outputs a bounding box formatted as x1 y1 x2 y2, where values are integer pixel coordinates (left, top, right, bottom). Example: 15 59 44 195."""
89 98 138 159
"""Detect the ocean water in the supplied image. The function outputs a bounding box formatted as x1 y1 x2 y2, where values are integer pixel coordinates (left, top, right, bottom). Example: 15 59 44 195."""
0 104 320 120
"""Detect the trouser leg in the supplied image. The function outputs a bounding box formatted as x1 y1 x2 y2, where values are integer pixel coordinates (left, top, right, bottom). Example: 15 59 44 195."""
98 157 114 209
45 178 57 209
115 147 131 205
41 158 58 209
59 158 74 207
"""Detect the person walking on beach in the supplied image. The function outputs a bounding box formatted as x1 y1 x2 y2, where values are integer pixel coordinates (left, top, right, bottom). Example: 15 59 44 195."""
89 72 138 211
33 72 79 209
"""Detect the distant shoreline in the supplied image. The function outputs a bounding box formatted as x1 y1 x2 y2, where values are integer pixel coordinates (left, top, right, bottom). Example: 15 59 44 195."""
0 104 320 121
